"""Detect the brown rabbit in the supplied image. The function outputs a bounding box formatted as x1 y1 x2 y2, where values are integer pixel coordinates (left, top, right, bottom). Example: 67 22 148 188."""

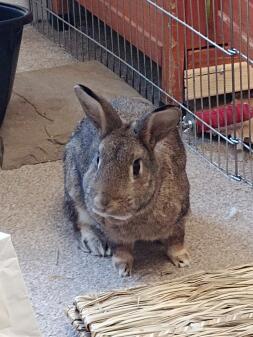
64 85 190 276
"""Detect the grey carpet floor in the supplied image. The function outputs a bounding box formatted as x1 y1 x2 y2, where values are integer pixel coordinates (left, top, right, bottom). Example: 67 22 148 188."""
0 149 253 337
1 23 253 337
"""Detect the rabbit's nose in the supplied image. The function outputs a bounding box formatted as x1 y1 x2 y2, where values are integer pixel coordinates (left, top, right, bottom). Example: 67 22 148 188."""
94 193 110 210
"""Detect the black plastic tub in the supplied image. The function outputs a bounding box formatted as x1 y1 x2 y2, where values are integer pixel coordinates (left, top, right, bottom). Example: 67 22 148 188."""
0 2 32 126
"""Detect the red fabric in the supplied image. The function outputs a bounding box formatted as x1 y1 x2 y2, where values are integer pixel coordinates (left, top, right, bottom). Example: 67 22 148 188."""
195 103 253 133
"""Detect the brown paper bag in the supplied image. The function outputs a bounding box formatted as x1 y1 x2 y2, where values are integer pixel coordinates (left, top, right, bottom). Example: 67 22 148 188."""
0 232 41 337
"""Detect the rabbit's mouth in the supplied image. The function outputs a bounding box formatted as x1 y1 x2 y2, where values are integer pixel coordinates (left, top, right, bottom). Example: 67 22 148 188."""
92 208 132 221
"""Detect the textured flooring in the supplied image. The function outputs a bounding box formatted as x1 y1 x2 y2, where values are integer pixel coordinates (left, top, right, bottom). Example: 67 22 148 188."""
1 22 253 337
1 152 253 337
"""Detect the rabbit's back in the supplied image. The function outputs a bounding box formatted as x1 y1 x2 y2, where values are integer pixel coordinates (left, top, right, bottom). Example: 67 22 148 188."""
63 118 100 227
64 118 99 176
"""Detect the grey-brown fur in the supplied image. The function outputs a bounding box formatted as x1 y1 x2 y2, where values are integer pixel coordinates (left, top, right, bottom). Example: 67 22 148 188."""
64 85 190 276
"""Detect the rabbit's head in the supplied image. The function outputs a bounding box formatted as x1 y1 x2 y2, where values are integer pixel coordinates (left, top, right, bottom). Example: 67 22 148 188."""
75 85 181 222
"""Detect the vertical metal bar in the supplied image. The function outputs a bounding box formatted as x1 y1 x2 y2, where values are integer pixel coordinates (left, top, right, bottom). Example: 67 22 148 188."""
33 0 36 28
66 0 71 49
103 0 109 66
182 0 191 143
142 0 147 97
147 1 154 103
182 0 188 110
29 0 32 29
97 0 103 62
61 0 66 49
204 0 213 164
197 0 204 155
189 0 197 147
77 1 84 61
212 0 221 168
49 0 55 42
248 0 252 184
128 1 134 87
71 0 78 59
32 0 36 28
109 1 115 72
35 0 39 30
168 7 173 103
136 30 141 94
219 0 229 175
154 0 161 104
47 0 50 37
90 0 96 60
53 0 57 42
229 0 239 178
133 1 141 93
40 0 44 34
238 0 245 177
56 0 60 46
245 0 253 184
30 0 33 27
122 0 128 82
161 0 167 104
175 0 182 113
83 3 90 60
116 1 122 78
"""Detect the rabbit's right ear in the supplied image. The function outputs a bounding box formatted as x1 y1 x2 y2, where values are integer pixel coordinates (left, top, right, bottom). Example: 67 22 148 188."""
74 84 122 136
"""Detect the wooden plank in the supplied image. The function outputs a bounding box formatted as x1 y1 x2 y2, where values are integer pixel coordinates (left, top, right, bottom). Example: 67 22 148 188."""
185 61 253 100
187 48 240 68
161 0 185 102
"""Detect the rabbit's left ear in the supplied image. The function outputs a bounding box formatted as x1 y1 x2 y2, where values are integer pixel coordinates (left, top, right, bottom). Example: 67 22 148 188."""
135 105 181 149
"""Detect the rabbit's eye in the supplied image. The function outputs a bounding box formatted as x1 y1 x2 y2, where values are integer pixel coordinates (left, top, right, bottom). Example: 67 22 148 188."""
133 158 141 177
96 155 100 167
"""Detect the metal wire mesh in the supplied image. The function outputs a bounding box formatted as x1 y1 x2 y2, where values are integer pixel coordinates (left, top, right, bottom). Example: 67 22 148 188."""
29 0 253 186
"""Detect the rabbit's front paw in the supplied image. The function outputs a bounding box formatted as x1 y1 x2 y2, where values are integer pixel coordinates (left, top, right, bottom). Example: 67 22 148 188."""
113 258 132 277
167 244 190 268
112 247 134 277
80 226 111 257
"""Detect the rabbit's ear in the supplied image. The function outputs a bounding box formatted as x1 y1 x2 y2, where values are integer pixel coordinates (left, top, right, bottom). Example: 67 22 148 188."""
74 84 122 136
136 105 181 149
